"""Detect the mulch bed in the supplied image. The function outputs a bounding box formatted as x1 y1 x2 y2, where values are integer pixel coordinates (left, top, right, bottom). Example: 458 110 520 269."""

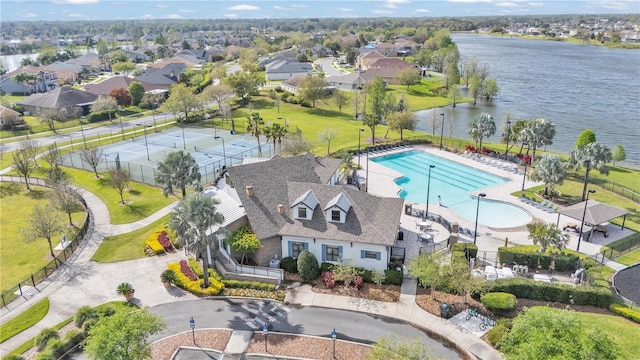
284 272 400 302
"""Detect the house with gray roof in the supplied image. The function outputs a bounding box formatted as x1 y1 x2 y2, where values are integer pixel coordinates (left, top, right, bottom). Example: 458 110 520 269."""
223 154 402 271
265 60 313 81
17 86 97 116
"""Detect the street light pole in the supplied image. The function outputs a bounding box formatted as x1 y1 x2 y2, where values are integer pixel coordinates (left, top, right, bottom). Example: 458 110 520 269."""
439 113 445 150
358 128 364 168
331 328 337 359
139 125 150 161
152 102 158 129
504 121 511 157
189 317 195 345
581 159 592 201
181 125 186 150
214 136 226 168
576 189 596 252
425 165 435 219
119 108 125 140
473 193 486 245
365 145 369 193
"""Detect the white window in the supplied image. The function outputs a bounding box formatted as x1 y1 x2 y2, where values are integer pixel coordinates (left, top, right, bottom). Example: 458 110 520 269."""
298 206 307 218
292 242 305 258
364 251 377 259
325 245 340 262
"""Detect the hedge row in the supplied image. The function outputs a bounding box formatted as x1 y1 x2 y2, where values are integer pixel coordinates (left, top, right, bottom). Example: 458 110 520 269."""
609 303 640 324
498 245 580 272
474 278 616 308
87 111 116 123
188 257 277 291
452 243 478 264
167 262 224 296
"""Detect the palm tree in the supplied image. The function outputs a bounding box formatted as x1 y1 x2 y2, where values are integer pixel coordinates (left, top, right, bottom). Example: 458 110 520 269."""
526 222 569 253
271 123 287 155
467 112 496 153
567 142 612 175
520 118 556 164
169 193 225 289
155 151 202 198
527 155 566 198
246 112 264 157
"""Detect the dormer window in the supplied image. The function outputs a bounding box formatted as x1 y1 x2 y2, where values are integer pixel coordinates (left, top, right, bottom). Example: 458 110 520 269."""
331 210 340 222
324 192 352 224
291 189 318 220
298 206 307 218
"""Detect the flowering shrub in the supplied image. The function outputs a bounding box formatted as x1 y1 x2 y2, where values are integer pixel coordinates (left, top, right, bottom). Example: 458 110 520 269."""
354 276 363 290
179 260 198 281
187 257 224 281
515 153 532 165
322 271 336 289
145 231 165 255
168 262 223 296
465 145 477 152
157 231 174 252
222 288 285 301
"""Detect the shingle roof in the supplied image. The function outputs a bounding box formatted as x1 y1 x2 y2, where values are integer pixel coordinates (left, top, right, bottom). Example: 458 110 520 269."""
265 60 313 74
226 154 340 240
280 182 403 246
84 76 156 96
0 105 20 118
282 74 308 88
134 63 185 85
202 186 246 236
324 192 352 213
17 86 97 108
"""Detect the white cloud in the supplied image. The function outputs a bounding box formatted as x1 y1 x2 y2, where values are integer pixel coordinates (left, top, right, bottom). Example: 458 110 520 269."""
227 4 259 11
290 4 307 8
336 7 354 12
274 5 290 10
528 1 543 6
599 1 636 11
179 9 196 13
23 12 38 18
415 8 430 12
167 14 184 19
141 14 154 19
372 9 394 14
384 3 398 8
157 4 168 8
495 2 519 7
386 0 410 3
67 12 88 18
224 13 238 18
53 0 98 4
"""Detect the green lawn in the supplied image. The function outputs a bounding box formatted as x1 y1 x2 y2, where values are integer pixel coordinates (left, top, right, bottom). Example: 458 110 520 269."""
568 309 640 359
0 298 49 343
614 249 640 266
92 214 171 263
0 184 86 290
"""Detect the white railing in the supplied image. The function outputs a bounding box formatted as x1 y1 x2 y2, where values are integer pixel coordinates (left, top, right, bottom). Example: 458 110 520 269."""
217 244 283 280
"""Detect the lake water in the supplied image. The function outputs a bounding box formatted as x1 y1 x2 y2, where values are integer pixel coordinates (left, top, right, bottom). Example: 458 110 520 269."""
417 34 640 168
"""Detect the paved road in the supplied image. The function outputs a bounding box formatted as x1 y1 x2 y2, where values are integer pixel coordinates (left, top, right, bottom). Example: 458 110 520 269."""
149 299 462 359
316 59 344 77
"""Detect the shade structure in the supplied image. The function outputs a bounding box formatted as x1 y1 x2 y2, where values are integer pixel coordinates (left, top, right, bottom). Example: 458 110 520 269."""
557 200 629 227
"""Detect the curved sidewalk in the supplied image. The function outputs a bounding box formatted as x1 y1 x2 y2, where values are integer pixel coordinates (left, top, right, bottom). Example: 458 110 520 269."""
285 278 503 360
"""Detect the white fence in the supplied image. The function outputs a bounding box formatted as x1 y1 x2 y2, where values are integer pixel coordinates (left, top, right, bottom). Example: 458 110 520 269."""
217 245 284 281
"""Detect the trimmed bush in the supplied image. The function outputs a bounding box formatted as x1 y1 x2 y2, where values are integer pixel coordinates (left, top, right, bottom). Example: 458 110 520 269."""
167 262 224 296
481 292 517 311
221 279 276 291
74 306 99 328
609 303 640 324
297 250 320 281
35 328 59 351
474 278 616 308
497 245 580 272
87 111 116 123
384 269 403 285
320 262 336 273
281 256 298 273
100 305 116 317
487 318 512 347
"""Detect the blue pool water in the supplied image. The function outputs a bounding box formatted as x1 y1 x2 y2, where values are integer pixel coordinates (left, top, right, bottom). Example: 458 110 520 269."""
372 150 532 228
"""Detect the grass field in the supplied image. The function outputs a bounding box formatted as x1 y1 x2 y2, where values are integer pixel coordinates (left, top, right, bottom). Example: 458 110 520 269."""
92 214 172 263
0 298 49 343
0 184 86 290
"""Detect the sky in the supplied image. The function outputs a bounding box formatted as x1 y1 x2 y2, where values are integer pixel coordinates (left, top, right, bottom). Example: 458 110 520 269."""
1 0 638 22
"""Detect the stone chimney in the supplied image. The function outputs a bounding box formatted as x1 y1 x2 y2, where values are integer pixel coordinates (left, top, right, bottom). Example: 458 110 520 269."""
277 204 284 215
245 186 254 196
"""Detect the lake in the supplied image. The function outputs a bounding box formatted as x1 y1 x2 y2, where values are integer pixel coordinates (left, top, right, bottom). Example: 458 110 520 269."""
417 34 640 168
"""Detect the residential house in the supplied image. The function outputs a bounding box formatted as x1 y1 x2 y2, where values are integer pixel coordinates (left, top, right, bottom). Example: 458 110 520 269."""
310 44 333 58
17 86 97 116
1 66 61 94
265 60 313 81
0 105 22 130
325 70 388 92
358 51 386 71
84 75 159 96
281 74 308 94
62 52 102 72
223 154 403 271
133 62 187 90
375 42 399 57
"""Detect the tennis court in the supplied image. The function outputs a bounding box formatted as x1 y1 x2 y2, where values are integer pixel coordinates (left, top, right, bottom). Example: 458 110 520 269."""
61 127 274 186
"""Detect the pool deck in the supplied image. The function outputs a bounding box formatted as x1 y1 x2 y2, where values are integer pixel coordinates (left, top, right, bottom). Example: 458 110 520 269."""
356 146 633 261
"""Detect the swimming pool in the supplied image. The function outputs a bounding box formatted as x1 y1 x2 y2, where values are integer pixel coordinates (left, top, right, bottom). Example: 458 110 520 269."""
372 150 532 228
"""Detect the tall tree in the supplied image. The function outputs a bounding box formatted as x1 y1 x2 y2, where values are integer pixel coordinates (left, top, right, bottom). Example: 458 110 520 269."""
365 76 389 144
155 150 202 198
482 77 499 101
109 87 133 107
224 71 264 102
468 73 482 105
111 61 136 77
611 144 626 165
225 227 261 265
161 83 202 121
246 112 264 157
574 129 597 149
396 67 421 90
23 204 63 260
169 193 225 288
128 81 145 106
264 123 287 155
567 142 612 176
80 146 103 178
38 108 63 132
84 307 167 360
12 72 37 93
319 129 339 155
526 222 570 253
201 83 234 111
467 113 496 153
108 168 131 205
49 182 82 226
299 76 328 108
528 155 566 197
445 61 460 90
386 111 417 141
447 87 460 108
282 135 312 156
12 145 37 190
332 90 350 114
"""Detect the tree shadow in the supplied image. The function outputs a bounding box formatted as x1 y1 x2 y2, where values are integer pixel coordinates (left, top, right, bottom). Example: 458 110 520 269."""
0 183 21 198
26 189 47 200
166 285 188 297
